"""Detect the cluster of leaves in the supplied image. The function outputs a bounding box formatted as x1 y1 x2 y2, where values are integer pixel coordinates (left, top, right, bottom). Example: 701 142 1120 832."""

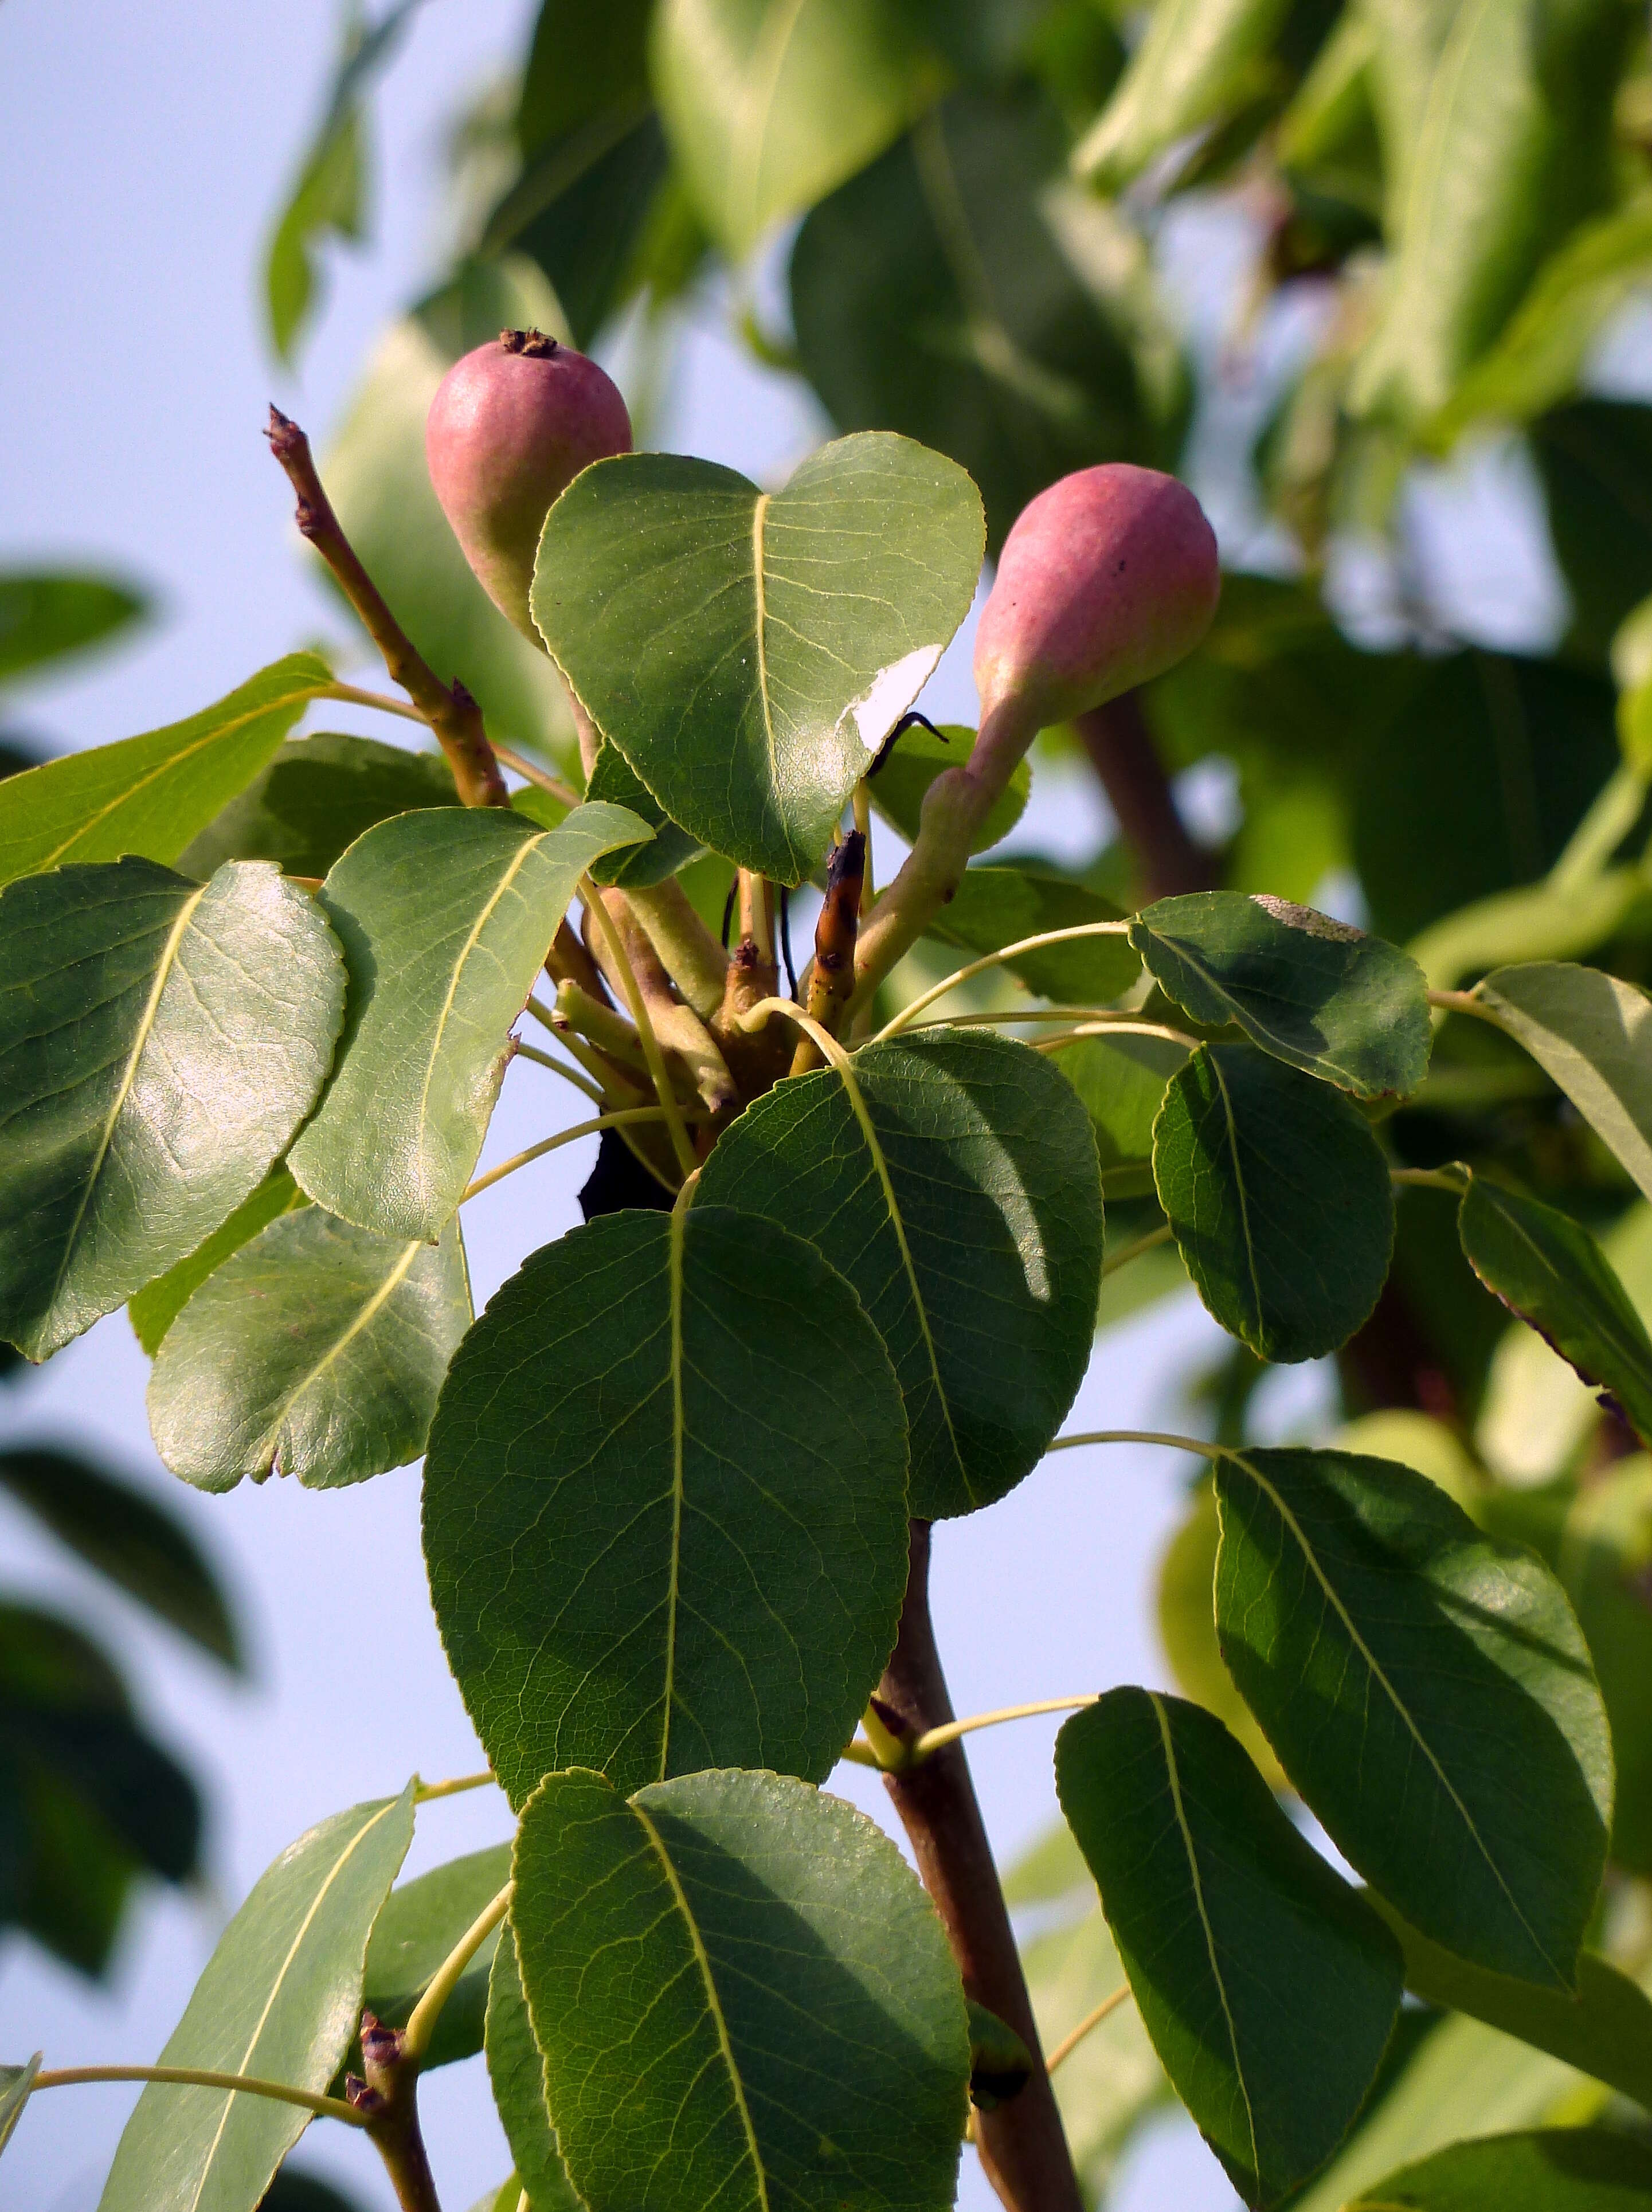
13 0 1652 2205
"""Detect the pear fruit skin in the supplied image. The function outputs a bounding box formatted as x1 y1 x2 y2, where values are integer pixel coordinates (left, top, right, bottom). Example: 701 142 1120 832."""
973 464 1219 731
425 328 632 645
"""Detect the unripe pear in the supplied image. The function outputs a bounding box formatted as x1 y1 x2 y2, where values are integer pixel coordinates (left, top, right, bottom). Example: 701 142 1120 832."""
425 328 632 645
972 464 1219 733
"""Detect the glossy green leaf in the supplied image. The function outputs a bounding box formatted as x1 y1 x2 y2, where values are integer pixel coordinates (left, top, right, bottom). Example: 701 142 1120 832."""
98 1784 415 2212
1153 1044 1395 1361
1129 890 1430 1099
0 2054 39 2159
323 259 576 754
532 435 984 885
129 1169 307 1358
1458 1176 1652 1450
0 571 146 684
698 1028 1102 1516
584 743 704 887
147 1206 471 1493
651 0 942 257
1368 1895 1652 2113
791 87 1187 555
486 1925 580 2210
1055 1689 1403 2209
0 859 345 1361
290 802 649 1239
356 1842 510 2074
179 733 460 884
868 722 1028 855
1348 2129 1652 2209
1051 1031 1189 1173
424 1203 909 1805
1156 1477 1286 1788
0 1447 240 1667
0 655 332 890
1073 0 1293 189
1213 1445 1613 1987
1475 964 1652 1205
513 1766 969 2212
925 867 1140 1004
1351 0 1628 422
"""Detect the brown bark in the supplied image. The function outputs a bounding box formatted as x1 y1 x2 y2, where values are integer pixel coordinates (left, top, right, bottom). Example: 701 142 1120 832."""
1075 692 1216 900
876 1524 1083 2212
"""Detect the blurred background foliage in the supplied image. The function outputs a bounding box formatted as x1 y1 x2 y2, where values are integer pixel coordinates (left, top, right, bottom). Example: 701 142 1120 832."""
15 0 1652 2199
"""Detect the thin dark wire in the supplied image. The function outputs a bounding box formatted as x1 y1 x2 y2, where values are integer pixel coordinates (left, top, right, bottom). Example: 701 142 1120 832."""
720 873 738 950
779 887 798 1000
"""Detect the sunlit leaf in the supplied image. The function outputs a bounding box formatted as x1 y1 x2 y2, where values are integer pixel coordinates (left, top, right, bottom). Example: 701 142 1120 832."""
486 1924 581 2210
179 733 459 884
1074 0 1293 189
584 743 704 888
147 1207 471 1493
533 435 984 884
129 1169 307 1358
0 2054 40 2160
99 1784 415 2212
0 859 345 1361
355 1842 510 2076
1475 963 1652 1205
1346 2128 1652 2209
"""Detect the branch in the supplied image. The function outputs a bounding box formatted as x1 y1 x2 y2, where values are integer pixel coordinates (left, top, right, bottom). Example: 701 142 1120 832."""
874 1524 1084 2212
1073 692 1216 901
792 830 865 1074
264 406 508 809
346 2017 443 2212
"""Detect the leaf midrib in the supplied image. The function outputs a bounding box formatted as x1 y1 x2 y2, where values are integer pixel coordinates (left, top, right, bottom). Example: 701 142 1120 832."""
182 1794 404 2212
1142 926 1365 1090
1204 1050 1266 1344
1224 1448 1564 1980
45 880 209 1321
659 1204 688 1780
1473 1188 1652 1389
1148 1690 1260 2182
249 1235 425 1472
631 1797 770 2211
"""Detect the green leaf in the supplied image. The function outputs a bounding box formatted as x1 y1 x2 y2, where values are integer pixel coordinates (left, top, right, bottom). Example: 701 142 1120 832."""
1408 870 1645 994
1475 964 1652 1205
0 1447 241 1667
697 1028 1103 1516
1153 1044 1395 1361
868 722 1028 856
289 803 649 1240
1156 1477 1286 1789
263 2 422 361
179 733 460 884
584 744 704 887
0 859 345 1361
1428 195 1652 444
1055 1689 1403 2209
98 1784 416 2212
0 2054 40 2159
323 259 576 755
424 1203 909 1805
1051 1031 1189 1173
356 1842 510 2074
512 1766 970 2212
1129 890 1431 1099
1355 0 1630 424
147 1207 471 1493
1072 0 1294 189
651 0 943 257
486 1924 581 2210
1368 1896 1652 2113
129 1169 308 1358
790 87 1188 555
1212 1445 1613 1988
1457 1176 1652 1451
0 571 147 685
1535 402 1652 668
1347 2129 1652 2209
925 866 1141 1005
532 434 984 885
0 655 333 890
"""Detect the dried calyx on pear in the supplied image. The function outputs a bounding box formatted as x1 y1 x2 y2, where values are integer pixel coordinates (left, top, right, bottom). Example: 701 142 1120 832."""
972 463 1220 741
425 326 632 644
